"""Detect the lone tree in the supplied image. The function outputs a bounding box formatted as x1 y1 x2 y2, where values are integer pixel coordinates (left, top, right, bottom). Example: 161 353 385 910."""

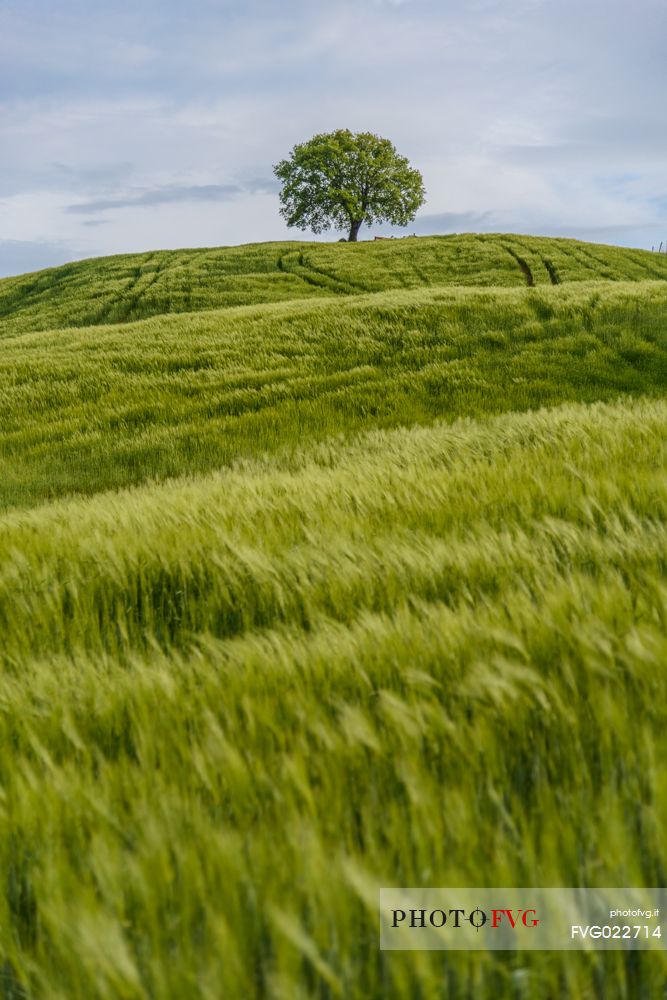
274 129 425 243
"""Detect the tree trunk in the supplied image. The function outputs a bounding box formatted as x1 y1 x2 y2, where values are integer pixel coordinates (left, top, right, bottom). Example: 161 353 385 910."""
348 219 362 242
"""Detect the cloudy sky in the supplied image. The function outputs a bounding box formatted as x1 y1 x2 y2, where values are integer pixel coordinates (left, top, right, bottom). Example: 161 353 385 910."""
0 0 665 276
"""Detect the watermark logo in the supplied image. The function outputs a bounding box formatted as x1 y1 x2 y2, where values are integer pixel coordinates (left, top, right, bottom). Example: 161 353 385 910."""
380 888 665 951
391 906 540 931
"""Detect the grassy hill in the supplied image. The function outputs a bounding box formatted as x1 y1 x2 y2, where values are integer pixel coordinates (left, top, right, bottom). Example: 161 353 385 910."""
2 232 667 337
1 235 667 999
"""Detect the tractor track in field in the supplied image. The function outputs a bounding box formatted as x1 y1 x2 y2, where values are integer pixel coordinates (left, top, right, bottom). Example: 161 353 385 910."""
90 253 172 326
502 245 535 287
122 254 169 321
542 258 561 285
563 245 618 280
582 245 667 283
505 238 560 286
303 254 368 293
82 252 160 326
277 250 365 295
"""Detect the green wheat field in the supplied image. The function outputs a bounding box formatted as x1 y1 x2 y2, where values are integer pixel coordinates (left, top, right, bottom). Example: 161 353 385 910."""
1 233 667 999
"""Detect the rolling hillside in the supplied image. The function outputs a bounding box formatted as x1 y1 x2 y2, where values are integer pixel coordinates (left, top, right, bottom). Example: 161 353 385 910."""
1 235 666 999
2 233 667 337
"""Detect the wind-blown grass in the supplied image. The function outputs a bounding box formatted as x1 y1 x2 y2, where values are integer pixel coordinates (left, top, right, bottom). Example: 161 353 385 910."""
1 236 667 998
1 233 666 338
2 279 667 510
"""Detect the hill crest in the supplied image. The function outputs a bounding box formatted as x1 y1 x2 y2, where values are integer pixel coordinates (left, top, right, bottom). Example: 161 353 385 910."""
1 233 666 338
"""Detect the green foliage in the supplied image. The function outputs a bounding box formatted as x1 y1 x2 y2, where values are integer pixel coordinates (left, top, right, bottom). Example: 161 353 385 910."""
273 130 425 240
1 235 667 998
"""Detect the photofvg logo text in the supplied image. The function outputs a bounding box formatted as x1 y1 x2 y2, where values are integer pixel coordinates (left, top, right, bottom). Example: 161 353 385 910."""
380 888 667 951
392 905 540 933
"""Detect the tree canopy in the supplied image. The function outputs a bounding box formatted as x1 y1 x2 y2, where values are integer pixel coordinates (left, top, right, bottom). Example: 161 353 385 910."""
273 129 425 242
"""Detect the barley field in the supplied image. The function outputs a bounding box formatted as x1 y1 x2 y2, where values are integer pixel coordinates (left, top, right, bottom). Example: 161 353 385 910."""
1 234 666 999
